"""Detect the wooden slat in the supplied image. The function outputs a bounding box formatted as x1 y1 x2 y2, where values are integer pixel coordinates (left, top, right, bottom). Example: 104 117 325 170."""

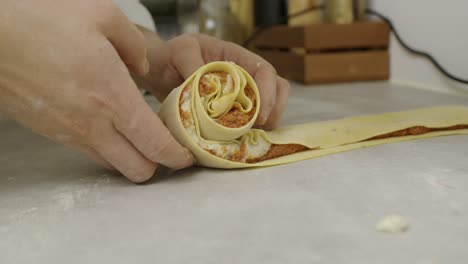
252 21 389 50
304 50 390 83
254 50 305 82
304 21 390 50
253 26 305 48
255 49 389 84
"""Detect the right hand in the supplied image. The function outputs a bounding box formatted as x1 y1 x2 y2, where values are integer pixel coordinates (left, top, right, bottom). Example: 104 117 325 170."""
0 0 195 182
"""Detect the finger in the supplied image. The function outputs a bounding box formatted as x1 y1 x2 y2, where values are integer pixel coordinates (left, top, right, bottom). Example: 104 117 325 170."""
253 62 278 125
263 76 291 130
112 77 195 170
169 35 205 79
99 4 149 76
114 103 196 170
91 123 157 183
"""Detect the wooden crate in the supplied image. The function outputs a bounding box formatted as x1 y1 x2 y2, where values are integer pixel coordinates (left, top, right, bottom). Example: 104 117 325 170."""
252 20 390 84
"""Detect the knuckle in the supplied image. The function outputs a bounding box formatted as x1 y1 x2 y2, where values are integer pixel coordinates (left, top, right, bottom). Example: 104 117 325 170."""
60 115 93 141
86 92 115 115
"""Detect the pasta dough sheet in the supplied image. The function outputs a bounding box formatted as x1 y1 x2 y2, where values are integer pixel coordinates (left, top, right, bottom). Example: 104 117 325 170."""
159 61 468 169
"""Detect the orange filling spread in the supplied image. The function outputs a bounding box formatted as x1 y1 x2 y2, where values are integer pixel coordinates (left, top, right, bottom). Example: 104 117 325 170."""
366 125 468 140
246 144 309 163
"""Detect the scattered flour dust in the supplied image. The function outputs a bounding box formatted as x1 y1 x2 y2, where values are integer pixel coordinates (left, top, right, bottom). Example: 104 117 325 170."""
376 214 409 233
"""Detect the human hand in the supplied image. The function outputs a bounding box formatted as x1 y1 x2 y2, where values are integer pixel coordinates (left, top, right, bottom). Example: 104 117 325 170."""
136 30 291 130
0 0 194 182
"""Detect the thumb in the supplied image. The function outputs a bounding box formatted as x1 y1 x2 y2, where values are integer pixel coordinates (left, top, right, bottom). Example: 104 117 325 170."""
112 76 195 170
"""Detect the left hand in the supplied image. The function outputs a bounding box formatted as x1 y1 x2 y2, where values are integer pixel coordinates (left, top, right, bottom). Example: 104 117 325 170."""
135 29 291 130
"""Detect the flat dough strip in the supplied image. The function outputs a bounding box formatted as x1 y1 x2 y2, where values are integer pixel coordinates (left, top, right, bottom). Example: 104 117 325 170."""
159 61 468 169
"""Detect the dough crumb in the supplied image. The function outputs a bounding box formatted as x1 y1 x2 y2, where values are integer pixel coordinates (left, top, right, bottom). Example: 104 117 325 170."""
376 214 409 233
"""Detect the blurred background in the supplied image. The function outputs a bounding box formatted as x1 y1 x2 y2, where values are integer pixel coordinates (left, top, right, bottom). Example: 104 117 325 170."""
140 0 326 42
134 0 468 94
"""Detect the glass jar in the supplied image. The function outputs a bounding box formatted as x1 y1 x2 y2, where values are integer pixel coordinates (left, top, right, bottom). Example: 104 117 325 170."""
199 0 244 44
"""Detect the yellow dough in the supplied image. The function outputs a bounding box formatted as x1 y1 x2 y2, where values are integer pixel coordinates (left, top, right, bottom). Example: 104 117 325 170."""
159 61 468 169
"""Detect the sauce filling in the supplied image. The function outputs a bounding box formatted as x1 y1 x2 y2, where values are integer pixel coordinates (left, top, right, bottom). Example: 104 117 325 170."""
366 125 468 140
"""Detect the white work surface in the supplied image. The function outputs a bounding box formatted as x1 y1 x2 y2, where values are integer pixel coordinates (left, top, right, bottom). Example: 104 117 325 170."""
1 82 468 264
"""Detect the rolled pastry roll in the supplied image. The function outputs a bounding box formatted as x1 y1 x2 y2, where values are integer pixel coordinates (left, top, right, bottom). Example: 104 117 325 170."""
159 61 468 169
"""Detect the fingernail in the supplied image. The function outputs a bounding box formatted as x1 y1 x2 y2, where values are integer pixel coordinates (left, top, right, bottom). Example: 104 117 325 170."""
259 115 267 125
259 109 271 125
141 58 150 75
185 149 196 166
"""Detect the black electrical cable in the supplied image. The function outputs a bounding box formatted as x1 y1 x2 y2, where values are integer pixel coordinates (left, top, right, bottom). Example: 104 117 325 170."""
365 8 468 84
244 6 468 85
242 5 323 47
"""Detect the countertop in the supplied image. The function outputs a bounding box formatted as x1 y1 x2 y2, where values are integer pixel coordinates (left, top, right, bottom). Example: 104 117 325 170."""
1 82 468 264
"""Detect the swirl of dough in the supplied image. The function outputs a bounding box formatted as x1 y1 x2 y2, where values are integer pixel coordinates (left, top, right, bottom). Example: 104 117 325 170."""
159 62 308 168
191 61 259 141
